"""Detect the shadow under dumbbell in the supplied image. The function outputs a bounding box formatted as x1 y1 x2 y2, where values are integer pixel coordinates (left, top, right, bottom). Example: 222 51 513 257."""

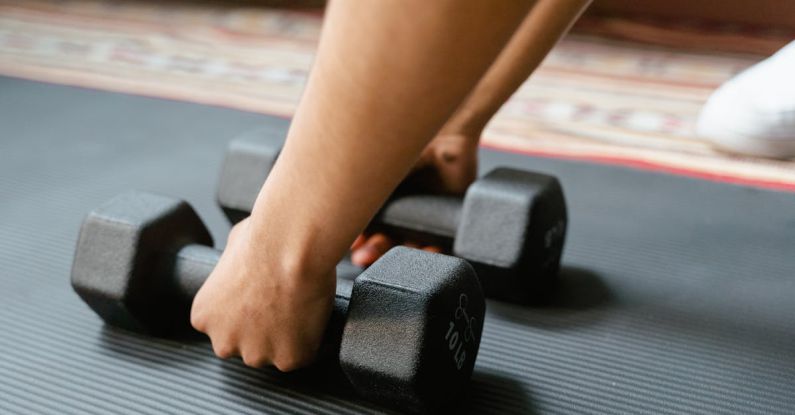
92 310 534 413
488 266 613 330
540 266 613 310
216 358 405 414
93 326 397 411
94 325 216 370
463 369 538 414
215 357 534 415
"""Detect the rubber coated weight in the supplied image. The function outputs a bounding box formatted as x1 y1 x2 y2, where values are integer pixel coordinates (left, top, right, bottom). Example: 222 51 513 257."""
216 127 282 223
71 191 485 414
217 132 568 303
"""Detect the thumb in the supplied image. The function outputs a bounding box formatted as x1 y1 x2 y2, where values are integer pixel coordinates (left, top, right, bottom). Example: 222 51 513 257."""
426 143 478 194
412 146 436 173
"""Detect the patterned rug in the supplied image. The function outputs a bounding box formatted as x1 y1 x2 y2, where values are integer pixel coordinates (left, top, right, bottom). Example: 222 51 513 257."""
2 0 794 191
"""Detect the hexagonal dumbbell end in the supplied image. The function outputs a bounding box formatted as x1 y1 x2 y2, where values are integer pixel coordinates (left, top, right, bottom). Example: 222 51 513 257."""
340 247 485 414
215 133 570 304
70 191 214 334
216 127 284 223
455 168 567 303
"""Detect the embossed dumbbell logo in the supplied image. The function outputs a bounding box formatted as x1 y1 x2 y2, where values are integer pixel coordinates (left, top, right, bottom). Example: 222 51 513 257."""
445 293 478 370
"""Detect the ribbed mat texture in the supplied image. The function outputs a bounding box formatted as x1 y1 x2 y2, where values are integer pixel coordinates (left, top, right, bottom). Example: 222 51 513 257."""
1 77 794 414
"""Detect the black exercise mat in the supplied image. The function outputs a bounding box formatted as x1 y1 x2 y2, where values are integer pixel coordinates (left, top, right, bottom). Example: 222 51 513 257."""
1 76 794 414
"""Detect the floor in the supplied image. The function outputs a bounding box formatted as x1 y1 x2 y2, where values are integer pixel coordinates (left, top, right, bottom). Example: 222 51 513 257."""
1 77 794 414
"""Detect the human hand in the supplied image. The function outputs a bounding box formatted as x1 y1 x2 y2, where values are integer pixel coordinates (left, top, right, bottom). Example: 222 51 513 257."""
350 131 479 267
190 218 335 370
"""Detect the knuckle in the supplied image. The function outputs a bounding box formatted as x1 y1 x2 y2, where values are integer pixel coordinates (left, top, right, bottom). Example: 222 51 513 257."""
272 359 297 372
227 219 247 243
226 229 237 244
273 353 311 372
189 310 205 332
212 342 237 359
242 353 269 368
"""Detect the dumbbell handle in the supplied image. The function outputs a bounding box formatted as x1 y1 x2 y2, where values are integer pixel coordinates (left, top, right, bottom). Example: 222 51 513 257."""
170 244 354 304
376 193 463 240
219 138 465 240
168 244 352 333
171 245 220 299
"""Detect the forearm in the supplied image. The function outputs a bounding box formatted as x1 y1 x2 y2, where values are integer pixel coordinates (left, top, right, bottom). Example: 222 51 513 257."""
444 0 592 137
248 1 533 275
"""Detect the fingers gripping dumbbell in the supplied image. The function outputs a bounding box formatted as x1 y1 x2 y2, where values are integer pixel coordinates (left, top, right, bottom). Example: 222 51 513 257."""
70 191 485 414
217 129 568 303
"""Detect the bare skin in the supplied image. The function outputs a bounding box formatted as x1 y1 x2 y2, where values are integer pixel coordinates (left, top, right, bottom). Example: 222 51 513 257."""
351 0 592 267
191 0 593 372
191 0 534 371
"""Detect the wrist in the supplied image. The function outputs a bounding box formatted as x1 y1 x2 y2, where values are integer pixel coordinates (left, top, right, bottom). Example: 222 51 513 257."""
439 108 487 143
244 174 347 285
247 209 334 281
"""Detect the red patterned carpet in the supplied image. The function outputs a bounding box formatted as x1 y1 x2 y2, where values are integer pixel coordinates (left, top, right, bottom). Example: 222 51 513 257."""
2 0 794 191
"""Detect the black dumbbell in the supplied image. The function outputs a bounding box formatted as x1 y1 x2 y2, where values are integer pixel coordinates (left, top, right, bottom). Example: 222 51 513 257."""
216 129 568 304
70 191 485 414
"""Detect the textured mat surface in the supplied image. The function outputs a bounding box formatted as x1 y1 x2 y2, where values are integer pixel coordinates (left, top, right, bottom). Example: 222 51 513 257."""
1 76 795 414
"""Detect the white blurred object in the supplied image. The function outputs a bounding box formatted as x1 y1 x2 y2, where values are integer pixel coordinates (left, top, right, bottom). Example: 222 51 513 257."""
697 40 795 159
